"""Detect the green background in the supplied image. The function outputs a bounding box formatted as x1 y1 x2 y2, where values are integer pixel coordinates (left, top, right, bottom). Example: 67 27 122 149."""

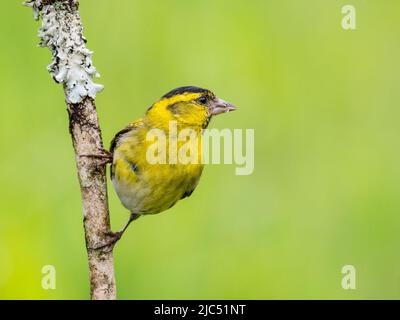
1 0 399 299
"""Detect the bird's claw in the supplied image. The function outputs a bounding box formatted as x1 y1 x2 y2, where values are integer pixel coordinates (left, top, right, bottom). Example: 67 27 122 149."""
79 148 113 166
88 215 138 252
88 231 123 252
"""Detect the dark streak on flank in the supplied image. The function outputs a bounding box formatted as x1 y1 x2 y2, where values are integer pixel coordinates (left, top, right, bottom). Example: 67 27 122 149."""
129 161 139 173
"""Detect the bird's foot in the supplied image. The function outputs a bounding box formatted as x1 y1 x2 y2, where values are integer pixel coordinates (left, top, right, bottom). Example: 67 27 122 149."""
89 231 123 253
79 148 113 166
88 214 140 252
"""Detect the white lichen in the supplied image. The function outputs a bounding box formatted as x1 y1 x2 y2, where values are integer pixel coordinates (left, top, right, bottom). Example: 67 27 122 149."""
24 0 42 20
25 0 103 104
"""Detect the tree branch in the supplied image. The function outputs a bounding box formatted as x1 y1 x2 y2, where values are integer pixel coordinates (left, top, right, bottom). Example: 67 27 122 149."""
25 0 116 299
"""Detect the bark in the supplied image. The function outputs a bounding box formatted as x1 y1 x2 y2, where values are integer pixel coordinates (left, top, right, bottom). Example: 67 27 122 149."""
25 0 116 299
68 98 116 300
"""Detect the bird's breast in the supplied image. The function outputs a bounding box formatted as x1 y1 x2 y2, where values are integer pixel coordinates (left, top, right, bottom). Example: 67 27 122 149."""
112 152 204 214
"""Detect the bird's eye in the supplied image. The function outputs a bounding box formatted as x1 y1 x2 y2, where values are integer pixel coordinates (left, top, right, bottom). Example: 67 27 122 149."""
198 96 208 105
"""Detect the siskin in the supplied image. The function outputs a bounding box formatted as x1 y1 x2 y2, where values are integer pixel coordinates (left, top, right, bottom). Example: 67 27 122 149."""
108 86 236 242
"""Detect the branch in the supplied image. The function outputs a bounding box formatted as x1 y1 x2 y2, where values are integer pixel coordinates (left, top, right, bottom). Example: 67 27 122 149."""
25 0 116 299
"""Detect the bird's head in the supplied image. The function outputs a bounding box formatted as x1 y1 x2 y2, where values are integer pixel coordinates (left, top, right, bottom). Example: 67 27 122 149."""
146 86 236 129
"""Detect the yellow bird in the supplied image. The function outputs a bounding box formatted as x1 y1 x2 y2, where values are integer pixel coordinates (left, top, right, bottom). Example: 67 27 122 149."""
109 86 236 241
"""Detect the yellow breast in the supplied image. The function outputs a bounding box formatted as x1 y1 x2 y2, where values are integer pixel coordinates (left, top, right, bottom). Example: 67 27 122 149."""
111 122 204 215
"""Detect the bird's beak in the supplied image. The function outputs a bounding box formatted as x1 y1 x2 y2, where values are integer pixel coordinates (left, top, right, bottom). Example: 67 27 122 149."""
209 98 237 116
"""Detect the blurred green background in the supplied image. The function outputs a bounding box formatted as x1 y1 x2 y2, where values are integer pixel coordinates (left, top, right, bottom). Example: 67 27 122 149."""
0 0 399 299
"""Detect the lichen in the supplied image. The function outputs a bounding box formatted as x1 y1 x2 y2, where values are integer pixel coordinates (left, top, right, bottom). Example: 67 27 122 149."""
24 0 43 20
24 0 104 104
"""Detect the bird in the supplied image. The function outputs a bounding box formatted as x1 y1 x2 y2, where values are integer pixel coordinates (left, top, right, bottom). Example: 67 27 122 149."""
107 86 236 244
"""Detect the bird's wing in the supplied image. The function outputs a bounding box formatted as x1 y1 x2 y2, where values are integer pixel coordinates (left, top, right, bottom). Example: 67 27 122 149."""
110 119 143 180
110 119 143 154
